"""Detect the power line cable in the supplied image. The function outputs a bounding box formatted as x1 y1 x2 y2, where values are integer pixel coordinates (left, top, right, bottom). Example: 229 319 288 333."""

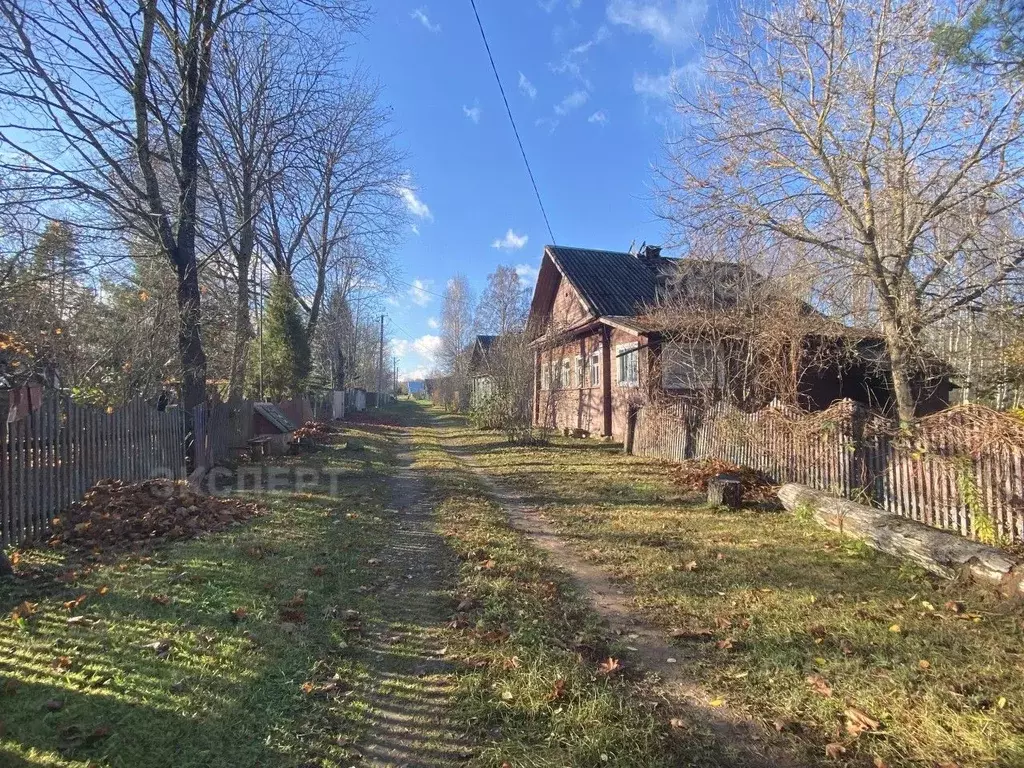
468 0 557 245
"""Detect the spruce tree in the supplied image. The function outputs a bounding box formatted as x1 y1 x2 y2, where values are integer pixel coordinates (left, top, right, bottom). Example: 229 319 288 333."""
262 274 311 399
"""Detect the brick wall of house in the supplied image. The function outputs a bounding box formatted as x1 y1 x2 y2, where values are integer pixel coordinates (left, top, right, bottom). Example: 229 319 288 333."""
550 274 590 329
535 325 646 439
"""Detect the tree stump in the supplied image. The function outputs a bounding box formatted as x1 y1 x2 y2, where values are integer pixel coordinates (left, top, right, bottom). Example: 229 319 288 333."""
708 473 743 508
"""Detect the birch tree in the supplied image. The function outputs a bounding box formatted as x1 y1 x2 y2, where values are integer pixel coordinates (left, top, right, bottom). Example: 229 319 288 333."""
662 0 1024 422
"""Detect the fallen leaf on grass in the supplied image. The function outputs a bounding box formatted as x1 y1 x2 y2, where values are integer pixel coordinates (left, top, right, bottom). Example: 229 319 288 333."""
944 601 964 613
715 638 735 651
63 594 88 611
708 698 725 707
845 707 881 736
888 624 901 633
52 656 73 673
825 743 847 759
873 758 889 768
548 678 566 701
96 585 109 596
310 565 325 576
11 601 36 620
150 594 171 606
229 607 248 622
806 674 833 697
45 699 64 712
918 659 931 670
597 657 622 675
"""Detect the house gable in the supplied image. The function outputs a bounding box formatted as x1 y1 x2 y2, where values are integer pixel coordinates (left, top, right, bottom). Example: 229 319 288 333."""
527 250 595 335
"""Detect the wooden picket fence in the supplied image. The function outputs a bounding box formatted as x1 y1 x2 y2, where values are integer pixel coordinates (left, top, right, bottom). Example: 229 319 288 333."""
634 399 1024 544
1 395 187 548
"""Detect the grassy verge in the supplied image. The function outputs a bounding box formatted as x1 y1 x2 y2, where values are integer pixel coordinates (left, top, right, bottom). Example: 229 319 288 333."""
406 407 695 768
0 422 400 768
441 426 1024 767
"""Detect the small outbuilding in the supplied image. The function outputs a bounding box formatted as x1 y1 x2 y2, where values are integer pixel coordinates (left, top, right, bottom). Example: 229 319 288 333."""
251 402 297 455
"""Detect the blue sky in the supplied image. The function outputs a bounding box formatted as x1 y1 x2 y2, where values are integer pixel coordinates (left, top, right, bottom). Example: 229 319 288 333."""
353 0 720 379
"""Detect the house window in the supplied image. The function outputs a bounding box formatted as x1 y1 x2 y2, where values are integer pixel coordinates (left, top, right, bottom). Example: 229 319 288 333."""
662 341 723 391
575 356 584 388
541 360 550 390
589 348 601 387
561 358 571 389
617 343 639 387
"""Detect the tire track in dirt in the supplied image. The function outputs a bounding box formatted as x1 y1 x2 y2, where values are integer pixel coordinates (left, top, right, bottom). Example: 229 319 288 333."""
448 447 814 768
349 435 473 767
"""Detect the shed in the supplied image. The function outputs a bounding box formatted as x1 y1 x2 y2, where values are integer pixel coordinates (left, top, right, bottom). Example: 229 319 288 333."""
252 402 297 455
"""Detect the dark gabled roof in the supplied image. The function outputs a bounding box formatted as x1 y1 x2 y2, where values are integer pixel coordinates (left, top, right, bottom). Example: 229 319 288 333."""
545 246 675 317
253 402 296 433
475 334 498 351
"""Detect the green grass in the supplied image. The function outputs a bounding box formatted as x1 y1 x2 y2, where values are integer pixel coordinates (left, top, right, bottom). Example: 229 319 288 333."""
0 423 403 767
405 407 701 768
438 424 1024 767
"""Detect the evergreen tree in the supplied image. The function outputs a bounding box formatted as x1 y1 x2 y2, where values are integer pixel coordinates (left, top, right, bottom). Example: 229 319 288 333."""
261 274 311 398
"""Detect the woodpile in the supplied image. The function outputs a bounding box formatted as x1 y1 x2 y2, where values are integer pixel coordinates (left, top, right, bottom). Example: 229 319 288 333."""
47 478 260 554
778 483 1024 595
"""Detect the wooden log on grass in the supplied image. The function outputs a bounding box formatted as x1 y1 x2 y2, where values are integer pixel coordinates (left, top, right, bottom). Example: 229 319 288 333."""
778 483 1024 595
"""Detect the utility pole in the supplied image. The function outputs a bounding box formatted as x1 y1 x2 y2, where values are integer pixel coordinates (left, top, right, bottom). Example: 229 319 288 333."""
393 355 398 397
377 314 385 407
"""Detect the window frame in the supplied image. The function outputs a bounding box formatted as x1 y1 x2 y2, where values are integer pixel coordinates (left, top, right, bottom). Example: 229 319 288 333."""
661 340 723 391
589 348 601 388
616 342 639 387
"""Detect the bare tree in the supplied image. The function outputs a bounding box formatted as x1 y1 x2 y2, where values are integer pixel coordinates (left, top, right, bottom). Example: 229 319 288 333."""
440 274 475 406
261 76 406 344
662 0 1024 422
201 20 329 402
0 0 366 422
476 265 530 335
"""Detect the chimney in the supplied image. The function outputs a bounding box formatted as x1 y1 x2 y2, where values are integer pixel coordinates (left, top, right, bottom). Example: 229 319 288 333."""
636 244 662 269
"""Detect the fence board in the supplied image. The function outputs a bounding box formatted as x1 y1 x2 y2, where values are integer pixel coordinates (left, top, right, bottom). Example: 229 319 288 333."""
0 395 188 548
634 399 1024 545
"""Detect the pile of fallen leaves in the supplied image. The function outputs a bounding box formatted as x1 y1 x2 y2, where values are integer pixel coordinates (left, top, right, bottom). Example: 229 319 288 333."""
342 411 402 427
669 458 778 504
48 478 260 554
292 420 342 443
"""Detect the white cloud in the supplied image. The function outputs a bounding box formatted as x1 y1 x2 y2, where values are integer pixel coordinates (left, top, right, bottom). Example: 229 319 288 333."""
535 116 560 132
518 72 538 99
413 334 442 359
606 0 707 46
633 63 700 100
391 339 411 357
462 103 482 123
515 263 540 283
411 223 420 236
398 182 433 220
427 317 439 329
551 26 608 86
492 229 529 251
411 7 441 33
400 366 431 382
408 278 433 306
588 110 607 124
554 89 590 115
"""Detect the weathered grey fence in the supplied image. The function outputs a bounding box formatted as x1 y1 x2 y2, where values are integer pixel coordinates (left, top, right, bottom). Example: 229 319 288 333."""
634 400 1024 544
1 395 187 548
